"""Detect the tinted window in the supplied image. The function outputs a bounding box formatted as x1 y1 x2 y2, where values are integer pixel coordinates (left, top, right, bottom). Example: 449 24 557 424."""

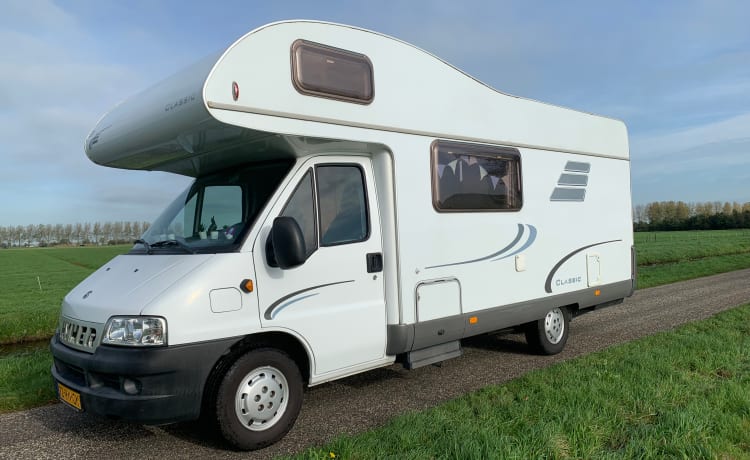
432 141 522 211
317 165 368 245
291 40 374 104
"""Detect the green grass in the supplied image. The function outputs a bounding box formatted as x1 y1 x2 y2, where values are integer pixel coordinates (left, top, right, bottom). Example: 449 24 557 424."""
639 252 750 289
635 229 750 266
0 344 56 413
0 246 130 345
291 304 750 459
635 229 750 289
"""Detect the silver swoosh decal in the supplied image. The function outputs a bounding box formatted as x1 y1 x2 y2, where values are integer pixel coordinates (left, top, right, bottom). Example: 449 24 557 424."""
426 223 538 269
264 280 355 320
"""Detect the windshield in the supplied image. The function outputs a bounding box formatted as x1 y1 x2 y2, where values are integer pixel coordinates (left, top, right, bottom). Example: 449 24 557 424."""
135 160 293 254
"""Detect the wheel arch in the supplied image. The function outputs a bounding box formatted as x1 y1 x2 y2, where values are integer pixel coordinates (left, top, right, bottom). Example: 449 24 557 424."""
200 330 313 419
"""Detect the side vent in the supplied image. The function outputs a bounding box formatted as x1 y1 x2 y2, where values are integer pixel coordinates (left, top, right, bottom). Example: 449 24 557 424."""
551 161 590 202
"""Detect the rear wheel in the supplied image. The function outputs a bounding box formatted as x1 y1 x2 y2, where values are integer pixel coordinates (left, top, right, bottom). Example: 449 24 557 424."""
215 348 303 450
525 307 570 355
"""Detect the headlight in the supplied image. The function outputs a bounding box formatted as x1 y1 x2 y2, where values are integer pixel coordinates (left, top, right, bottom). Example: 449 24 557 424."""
102 316 167 347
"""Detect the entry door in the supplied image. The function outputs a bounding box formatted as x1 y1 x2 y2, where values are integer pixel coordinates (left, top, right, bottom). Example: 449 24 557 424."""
254 156 385 376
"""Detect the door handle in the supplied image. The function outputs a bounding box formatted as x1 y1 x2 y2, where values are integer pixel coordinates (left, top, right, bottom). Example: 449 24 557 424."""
366 252 383 273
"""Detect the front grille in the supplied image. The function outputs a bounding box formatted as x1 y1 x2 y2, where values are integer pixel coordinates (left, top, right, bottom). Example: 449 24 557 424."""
59 317 103 353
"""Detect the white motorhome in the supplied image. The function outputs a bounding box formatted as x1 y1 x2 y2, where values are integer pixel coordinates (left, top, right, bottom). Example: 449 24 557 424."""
51 20 634 450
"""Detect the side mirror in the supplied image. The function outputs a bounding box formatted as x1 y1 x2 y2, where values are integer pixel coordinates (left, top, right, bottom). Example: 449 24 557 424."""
269 216 307 269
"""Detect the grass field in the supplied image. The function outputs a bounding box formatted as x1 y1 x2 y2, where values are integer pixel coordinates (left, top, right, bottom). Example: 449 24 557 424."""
0 246 130 414
635 229 750 266
636 229 750 288
0 246 130 345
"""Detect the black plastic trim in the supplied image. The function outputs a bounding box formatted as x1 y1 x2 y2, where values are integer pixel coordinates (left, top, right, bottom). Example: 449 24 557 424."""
386 280 633 355
50 334 242 425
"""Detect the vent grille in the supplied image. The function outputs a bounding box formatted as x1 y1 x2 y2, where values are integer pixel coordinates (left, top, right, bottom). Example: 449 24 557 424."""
60 317 102 353
551 161 590 202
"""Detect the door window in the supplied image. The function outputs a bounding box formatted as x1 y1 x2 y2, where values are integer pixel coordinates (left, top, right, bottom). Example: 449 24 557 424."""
317 165 369 246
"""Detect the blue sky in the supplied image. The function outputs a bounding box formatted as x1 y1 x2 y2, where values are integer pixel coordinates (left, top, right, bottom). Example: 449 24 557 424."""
1 0 749 225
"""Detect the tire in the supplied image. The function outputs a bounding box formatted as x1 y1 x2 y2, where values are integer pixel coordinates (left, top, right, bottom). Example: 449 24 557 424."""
215 348 303 450
525 307 571 355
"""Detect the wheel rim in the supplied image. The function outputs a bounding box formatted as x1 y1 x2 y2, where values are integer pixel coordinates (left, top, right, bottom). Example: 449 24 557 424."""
235 366 289 431
544 308 565 344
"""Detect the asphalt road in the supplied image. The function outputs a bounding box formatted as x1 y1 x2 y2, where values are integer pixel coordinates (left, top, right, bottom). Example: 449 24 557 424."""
2 268 750 459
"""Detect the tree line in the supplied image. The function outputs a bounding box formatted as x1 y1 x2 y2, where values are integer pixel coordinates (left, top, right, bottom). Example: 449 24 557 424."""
633 201 750 231
0 221 151 248
3 200 750 246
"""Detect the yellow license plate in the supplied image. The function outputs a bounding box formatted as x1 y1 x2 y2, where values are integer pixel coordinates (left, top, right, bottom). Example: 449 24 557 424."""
57 382 82 411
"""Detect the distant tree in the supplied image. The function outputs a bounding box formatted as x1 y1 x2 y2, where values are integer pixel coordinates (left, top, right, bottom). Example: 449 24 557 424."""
84 222 92 243
675 201 690 221
92 222 102 245
113 221 124 243
646 202 663 225
74 223 83 244
722 202 733 215
633 204 647 224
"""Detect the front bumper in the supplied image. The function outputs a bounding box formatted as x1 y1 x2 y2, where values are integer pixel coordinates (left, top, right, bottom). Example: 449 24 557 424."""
50 333 241 425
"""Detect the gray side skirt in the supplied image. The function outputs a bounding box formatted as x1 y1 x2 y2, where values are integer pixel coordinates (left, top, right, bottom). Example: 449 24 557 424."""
386 279 633 355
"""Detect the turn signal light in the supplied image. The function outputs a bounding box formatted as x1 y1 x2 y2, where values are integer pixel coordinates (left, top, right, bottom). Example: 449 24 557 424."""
594 289 601 296
241 279 254 293
469 316 478 324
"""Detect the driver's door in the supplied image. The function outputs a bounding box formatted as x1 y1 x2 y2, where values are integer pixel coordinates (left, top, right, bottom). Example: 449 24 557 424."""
253 156 386 377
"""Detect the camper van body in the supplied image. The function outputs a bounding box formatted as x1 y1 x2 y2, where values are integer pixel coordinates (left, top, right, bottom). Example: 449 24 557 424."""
51 20 634 449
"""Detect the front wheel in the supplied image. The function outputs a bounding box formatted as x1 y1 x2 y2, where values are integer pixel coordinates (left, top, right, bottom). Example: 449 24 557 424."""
215 349 303 450
525 307 571 355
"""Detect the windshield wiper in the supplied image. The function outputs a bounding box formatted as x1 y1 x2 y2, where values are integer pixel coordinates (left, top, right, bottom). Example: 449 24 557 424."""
150 239 197 254
134 239 152 254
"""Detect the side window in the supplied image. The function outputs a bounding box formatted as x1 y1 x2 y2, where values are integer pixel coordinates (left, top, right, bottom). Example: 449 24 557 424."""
291 40 374 104
432 140 523 212
281 170 317 256
317 165 369 246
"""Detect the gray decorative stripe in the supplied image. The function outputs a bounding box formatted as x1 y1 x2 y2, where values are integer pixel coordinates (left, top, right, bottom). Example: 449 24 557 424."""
544 240 621 293
425 224 524 269
426 223 538 269
264 280 355 320
493 224 537 261
551 188 586 202
557 173 588 186
564 161 591 173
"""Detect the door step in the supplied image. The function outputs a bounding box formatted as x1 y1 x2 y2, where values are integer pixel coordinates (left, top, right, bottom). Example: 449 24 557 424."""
405 340 462 369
